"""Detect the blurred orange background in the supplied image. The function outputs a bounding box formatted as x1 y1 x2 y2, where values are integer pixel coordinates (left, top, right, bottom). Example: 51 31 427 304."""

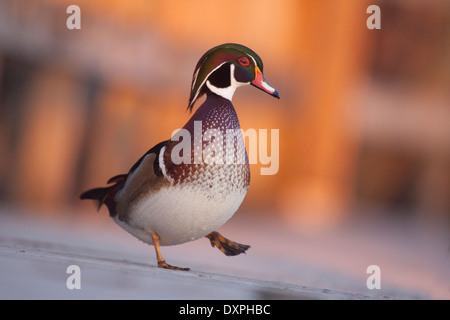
0 0 449 229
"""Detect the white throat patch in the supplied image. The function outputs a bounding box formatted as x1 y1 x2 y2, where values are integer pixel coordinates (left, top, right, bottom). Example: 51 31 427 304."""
206 64 249 101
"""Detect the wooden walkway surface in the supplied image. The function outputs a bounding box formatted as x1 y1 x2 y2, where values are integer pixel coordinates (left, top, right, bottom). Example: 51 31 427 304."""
0 208 447 299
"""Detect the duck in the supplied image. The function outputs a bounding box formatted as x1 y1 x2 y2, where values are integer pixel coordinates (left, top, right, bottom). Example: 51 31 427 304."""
80 43 279 271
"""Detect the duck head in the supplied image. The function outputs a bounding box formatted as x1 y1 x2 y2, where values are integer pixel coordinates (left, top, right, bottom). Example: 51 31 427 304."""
188 43 280 111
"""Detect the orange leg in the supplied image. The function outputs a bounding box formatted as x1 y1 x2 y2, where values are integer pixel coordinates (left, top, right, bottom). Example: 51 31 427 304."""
151 233 190 271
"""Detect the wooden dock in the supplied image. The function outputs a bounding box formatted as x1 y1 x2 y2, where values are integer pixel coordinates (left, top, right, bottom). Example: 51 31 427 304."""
0 208 445 300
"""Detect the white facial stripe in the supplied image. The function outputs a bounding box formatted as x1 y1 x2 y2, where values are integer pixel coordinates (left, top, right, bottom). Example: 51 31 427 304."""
190 61 228 108
191 68 200 90
231 63 251 86
244 52 258 68
232 64 252 87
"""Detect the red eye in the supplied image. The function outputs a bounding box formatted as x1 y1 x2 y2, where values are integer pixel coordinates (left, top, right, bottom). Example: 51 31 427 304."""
238 57 250 66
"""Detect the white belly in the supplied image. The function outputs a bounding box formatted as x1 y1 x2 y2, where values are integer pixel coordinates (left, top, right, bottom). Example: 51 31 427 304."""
113 184 247 246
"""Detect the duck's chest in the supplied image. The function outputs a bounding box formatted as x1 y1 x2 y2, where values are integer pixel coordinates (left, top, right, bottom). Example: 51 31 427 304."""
163 96 250 194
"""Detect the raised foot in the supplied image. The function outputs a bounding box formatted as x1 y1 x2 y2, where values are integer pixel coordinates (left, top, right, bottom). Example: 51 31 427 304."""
158 260 190 271
205 231 250 256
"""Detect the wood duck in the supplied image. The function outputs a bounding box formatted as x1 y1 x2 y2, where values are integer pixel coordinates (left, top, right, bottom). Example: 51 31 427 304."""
80 43 279 271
